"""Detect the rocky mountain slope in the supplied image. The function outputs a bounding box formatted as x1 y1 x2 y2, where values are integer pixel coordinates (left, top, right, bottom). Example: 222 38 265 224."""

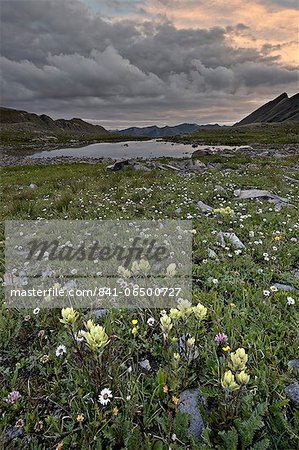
235 92 299 126
0 107 110 135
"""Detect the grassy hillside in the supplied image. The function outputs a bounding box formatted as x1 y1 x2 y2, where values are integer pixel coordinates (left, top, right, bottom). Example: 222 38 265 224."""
0 106 115 146
168 122 299 145
1 155 298 449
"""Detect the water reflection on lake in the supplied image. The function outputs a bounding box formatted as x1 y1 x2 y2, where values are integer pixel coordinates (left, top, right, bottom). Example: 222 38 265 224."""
29 140 240 160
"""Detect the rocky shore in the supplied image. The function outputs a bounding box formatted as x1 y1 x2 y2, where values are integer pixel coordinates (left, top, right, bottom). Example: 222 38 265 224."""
0 143 298 167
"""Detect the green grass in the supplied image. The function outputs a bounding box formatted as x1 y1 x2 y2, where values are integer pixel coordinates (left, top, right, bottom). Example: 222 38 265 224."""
166 123 299 145
0 156 299 449
0 130 149 150
1 122 299 150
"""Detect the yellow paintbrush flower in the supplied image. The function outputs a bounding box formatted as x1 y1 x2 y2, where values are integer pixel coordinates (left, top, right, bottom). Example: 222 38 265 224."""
221 370 240 391
85 324 108 351
86 319 96 330
192 303 208 319
169 308 182 320
59 307 79 325
236 370 250 385
229 348 248 371
160 315 173 333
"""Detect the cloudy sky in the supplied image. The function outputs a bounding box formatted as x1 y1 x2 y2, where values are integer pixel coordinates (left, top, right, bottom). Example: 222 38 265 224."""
1 0 298 128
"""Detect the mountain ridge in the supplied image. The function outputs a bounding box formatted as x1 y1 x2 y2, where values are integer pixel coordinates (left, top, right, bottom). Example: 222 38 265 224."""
235 93 299 126
116 123 221 137
0 107 110 135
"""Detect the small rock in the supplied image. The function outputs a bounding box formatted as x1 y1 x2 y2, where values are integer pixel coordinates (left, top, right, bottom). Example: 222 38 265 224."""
178 388 204 440
139 359 151 372
185 159 206 171
234 188 288 204
29 183 37 189
208 248 218 259
107 160 130 171
272 201 294 211
3 425 23 443
288 359 299 374
175 208 182 216
273 283 298 293
133 163 151 172
94 309 108 318
215 185 226 194
284 176 299 183
158 163 181 172
285 383 299 406
218 231 245 249
192 148 212 157
197 201 213 213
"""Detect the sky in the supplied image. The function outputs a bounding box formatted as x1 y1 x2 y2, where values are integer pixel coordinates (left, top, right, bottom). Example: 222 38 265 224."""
0 0 298 128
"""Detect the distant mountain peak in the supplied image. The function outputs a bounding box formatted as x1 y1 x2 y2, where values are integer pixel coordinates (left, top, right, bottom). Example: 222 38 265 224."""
116 123 221 137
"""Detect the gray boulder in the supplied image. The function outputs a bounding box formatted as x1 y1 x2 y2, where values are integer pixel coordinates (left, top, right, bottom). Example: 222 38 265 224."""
197 201 213 213
192 148 212 157
94 309 108 318
184 159 206 171
288 359 299 374
133 163 151 172
284 176 299 183
273 283 298 293
107 160 130 171
234 189 288 203
215 185 226 194
285 383 299 406
139 359 151 373
178 388 204 440
208 248 218 259
218 231 245 249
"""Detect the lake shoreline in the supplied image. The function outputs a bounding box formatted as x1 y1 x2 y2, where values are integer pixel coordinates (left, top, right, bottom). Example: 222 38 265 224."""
1 142 298 167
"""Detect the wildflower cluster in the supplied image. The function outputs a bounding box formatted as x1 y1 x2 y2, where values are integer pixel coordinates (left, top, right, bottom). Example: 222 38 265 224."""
213 207 235 216
84 319 109 352
131 318 139 335
169 299 208 321
222 348 250 392
60 307 79 325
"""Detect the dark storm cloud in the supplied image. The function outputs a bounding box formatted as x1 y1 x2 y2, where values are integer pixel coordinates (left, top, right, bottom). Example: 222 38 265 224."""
0 0 298 125
0 0 139 64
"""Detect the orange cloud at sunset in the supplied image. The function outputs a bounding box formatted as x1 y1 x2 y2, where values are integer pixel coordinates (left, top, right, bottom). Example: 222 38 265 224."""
143 0 299 66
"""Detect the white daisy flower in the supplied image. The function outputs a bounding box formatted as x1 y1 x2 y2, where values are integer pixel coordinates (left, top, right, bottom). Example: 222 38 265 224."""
33 308 40 315
270 286 278 293
147 317 155 327
99 388 112 405
287 296 295 305
263 290 270 297
75 330 86 342
55 344 67 357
